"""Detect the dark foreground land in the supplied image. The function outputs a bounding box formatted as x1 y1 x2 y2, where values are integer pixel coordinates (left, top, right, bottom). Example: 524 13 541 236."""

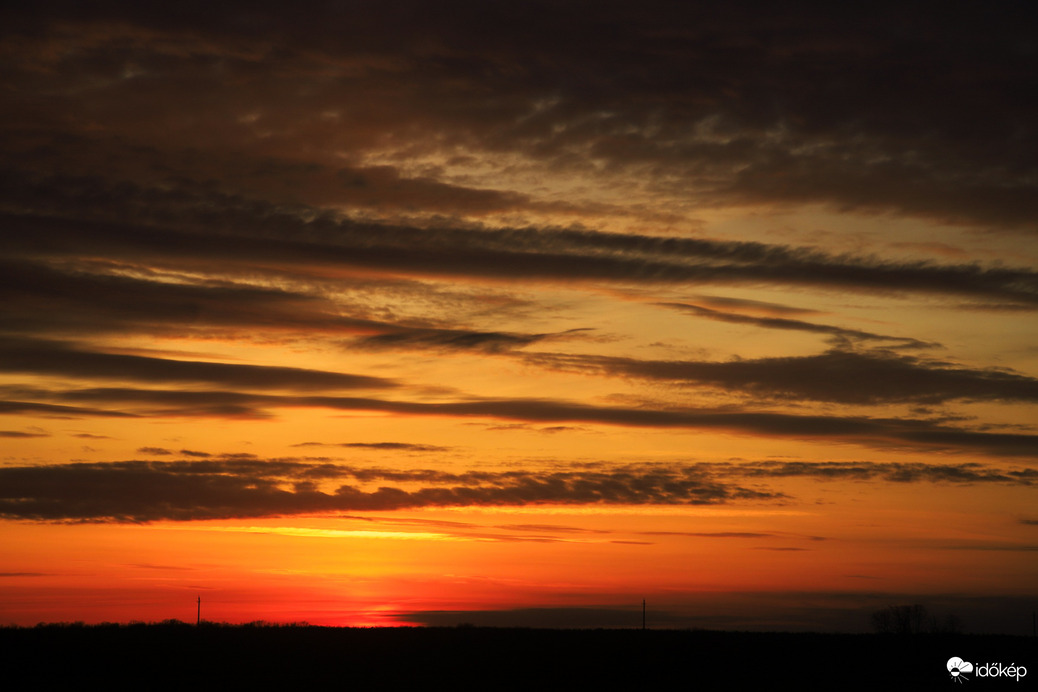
2 623 1033 690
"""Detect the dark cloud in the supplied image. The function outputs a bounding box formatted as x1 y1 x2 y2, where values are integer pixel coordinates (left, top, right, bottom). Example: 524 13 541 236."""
291 442 450 452
5 185 1038 307
1 457 1031 523
354 328 553 354
0 573 50 578
0 430 50 438
8 384 1038 456
658 303 934 348
5 2 1035 232
0 459 777 522
482 424 589 434
526 348 1038 405
0 259 552 353
0 337 395 392
707 460 1038 485
0 400 135 419
353 326 594 353
691 295 823 317
274 162 537 216
0 257 331 337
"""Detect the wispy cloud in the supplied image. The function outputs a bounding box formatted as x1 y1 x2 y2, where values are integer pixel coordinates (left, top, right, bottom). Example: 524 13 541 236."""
525 348 1038 405
657 303 934 348
1 458 1032 523
706 460 1038 485
0 259 552 351
291 442 450 452
137 447 173 456
5 196 1038 306
0 337 395 391
0 459 780 522
0 400 135 419
353 327 586 354
8 383 1038 456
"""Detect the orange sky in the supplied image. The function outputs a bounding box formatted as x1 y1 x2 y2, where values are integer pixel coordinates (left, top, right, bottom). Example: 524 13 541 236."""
1 1 1036 632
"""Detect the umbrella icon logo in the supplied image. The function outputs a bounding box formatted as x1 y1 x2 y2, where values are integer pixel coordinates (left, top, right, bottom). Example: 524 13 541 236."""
947 657 973 683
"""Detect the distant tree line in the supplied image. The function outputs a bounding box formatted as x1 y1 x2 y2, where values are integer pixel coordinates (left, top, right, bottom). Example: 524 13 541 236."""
871 604 961 634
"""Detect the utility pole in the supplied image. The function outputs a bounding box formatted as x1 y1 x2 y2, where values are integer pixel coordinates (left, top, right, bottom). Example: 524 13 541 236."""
197 596 201 626
642 599 646 631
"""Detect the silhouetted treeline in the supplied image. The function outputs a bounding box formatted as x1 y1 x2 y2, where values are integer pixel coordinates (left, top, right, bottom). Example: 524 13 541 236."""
871 604 962 635
1 623 1032 690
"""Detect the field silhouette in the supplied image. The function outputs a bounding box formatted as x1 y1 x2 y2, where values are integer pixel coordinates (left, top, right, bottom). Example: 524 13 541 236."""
2 622 1032 690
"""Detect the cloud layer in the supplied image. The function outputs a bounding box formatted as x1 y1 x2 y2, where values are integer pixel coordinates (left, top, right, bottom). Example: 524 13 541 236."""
5 1 1036 230
1 457 1032 523
527 348 1038 405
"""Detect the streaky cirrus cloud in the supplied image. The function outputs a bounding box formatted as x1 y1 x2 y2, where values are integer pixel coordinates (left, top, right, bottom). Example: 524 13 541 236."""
354 327 591 354
524 348 1038 405
690 295 824 317
0 336 396 391
0 260 558 352
4 183 1038 305
657 302 935 348
6 383 1038 456
290 442 451 452
0 430 50 438
0 400 135 419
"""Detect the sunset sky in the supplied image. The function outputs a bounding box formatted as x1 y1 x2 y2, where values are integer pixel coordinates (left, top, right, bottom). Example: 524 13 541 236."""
2 1 1036 632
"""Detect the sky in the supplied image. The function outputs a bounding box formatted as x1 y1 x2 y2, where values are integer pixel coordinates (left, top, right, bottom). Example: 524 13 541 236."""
1 1 1036 632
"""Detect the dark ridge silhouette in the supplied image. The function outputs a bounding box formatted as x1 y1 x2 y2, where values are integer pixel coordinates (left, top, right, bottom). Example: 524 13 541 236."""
1 622 1032 690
